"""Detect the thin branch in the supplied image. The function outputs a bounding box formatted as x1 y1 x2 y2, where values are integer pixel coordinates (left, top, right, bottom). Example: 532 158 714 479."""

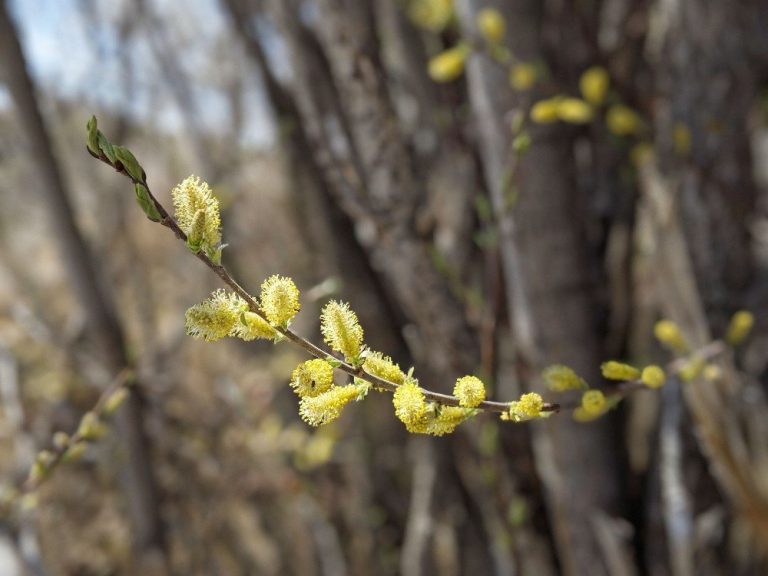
88 147 558 415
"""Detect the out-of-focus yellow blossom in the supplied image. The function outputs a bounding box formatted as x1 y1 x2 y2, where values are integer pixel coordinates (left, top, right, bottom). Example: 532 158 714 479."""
579 66 609 106
530 97 561 124
393 380 427 427
477 8 505 44
542 364 588 392
725 310 754 346
185 289 246 341
556 98 593 124
103 387 129 415
172 175 221 250
509 63 537 91
362 351 406 385
77 412 106 441
291 359 335 398
641 365 666 388
505 392 544 422
654 319 688 354
428 44 469 82
260 275 300 327
679 357 705 382
606 105 643 136
580 390 606 416
407 0 454 32
601 361 640 381
232 311 276 341
321 300 364 362
453 375 486 408
299 384 367 427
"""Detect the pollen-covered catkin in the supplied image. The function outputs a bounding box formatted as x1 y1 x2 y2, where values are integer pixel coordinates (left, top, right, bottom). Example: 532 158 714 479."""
299 384 366 427
185 290 246 341
260 275 300 327
172 175 221 249
291 359 335 398
321 301 364 362
453 375 486 408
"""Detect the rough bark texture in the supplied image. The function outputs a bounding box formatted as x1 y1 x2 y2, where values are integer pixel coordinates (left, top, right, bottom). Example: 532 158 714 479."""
0 1 166 569
456 1 623 574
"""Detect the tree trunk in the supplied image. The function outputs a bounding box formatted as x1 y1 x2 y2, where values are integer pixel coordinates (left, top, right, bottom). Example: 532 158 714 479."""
0 2 167 570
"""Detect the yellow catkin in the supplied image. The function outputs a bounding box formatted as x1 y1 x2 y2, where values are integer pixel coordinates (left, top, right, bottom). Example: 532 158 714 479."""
393 381 427 427
542 364 587 392
606 105 643 136
291 359 335 398
321 301 364 361
407 0 454 32
530 98 561 124
453 375 486 408
171 175 221 248
725 310 754 346
509 63 537 91
260 275 300 327
477 8 505 44
556 98 593 124
362 351 406 385
641 365 666 388
579 66 609 106
679 357 705 382
185 289 246 342
299 384 366 427
506 392 544 422
580 390 606 416
600 361 640 381
428 44 469 82
232 311 276 341
654 319 688 354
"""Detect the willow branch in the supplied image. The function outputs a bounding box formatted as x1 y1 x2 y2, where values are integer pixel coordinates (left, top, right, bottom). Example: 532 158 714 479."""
87 147 557 415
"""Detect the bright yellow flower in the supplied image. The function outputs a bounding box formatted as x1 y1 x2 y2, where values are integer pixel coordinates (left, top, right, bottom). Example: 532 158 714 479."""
428 44 469 83
407 0 454 32
453 375 486 408
477 8 505 44
542 364 587 391
185 289 246 342
641 365 666 388
579 66 609 106
260 275 300 327
601 361 640 381
172 175 221 249
509 63 537 91
363 351 405 385
530 98 561 124
725 310 754 346
321 300 364 362
232 311 276 341
606 105 643 136
393 380 427 427
580 390 606 416
654 319 688 354
299 384 366 426
556 98 593 124
291 359 335 398
506 392 544 422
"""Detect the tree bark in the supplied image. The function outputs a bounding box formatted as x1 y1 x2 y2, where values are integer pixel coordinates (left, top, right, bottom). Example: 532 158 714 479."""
456 1 623 574
0 1 166 569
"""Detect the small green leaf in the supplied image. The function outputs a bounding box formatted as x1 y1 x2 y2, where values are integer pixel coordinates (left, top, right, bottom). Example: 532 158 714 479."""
134 183 161 221
114 146 145 182
326 357 342 369
86 116 100 155
97 132 116 163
